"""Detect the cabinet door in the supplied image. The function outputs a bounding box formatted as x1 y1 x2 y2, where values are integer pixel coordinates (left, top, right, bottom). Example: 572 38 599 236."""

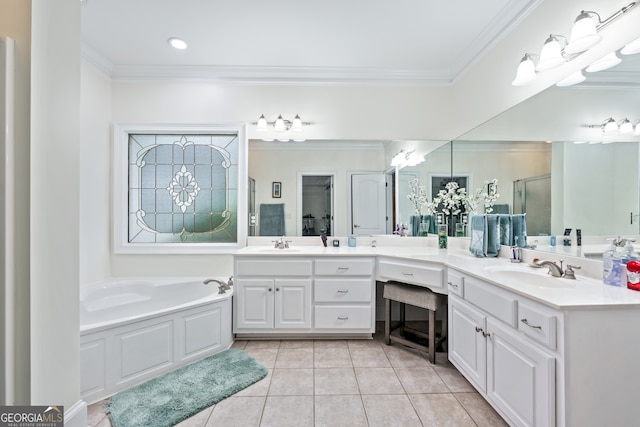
235 279 274 329
486 318 555 427
274 279 312 329
448 296 487 391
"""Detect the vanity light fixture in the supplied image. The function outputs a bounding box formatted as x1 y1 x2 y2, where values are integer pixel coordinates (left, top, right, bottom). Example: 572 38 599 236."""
621 36 640 55
603 117 619 135
587 117 640 137
512 54 538 86
253 114 311 142
390 150 424 168
586 52 622 72
512 2 637 87
167 37 188 50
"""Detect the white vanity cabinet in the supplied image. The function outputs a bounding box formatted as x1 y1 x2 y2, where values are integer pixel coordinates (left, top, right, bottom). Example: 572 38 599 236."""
448 269 557 427
234 258 313 333
314 258 375 332
377 256 446 292
234 255 375 336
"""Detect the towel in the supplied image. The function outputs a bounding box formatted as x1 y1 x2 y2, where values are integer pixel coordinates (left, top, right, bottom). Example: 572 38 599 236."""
469 214 487 257
492 204 510 214
259 203 285 236
511 214 527 246
486 214 500 257
497 214 512 246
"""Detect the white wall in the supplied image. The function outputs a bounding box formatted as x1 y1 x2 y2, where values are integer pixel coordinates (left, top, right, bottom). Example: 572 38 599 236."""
0 0 33 406
30 0 82 411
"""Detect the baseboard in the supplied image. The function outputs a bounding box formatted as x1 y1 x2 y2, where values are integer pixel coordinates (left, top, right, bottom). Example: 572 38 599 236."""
64 400 87 427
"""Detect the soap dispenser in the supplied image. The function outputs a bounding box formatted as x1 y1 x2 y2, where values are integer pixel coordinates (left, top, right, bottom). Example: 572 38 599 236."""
603 238 616 284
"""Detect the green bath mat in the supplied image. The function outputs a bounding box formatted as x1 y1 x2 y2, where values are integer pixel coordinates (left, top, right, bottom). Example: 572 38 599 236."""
105 348 267 427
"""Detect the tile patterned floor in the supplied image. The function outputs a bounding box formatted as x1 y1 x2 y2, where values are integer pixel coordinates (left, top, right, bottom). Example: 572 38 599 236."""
87 329 508 427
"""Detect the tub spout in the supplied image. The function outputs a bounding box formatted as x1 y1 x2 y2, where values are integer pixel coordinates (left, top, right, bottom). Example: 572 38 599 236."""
203 278 230 290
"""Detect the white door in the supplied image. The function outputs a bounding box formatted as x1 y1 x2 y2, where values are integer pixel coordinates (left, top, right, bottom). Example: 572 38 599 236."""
274 279 312 329
235 279 274 329
486 318 555 427
448 296 487 391
351 173 386 235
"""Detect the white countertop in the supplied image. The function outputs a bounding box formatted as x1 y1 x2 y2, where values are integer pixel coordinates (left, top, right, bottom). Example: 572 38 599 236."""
235 239 640 310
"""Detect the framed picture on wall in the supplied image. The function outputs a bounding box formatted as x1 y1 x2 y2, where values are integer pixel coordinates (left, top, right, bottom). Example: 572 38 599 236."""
272 182 282 198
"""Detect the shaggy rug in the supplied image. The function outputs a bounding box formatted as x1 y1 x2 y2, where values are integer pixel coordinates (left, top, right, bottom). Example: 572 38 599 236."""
105 348 267 427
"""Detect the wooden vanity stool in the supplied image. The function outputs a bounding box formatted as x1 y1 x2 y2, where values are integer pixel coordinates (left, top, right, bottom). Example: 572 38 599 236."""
383 281 447 364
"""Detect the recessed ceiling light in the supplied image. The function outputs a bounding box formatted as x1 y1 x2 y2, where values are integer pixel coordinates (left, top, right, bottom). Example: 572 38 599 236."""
168 37 187 50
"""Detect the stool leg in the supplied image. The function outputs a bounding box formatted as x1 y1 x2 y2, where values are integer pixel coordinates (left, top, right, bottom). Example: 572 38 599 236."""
385 298 391 345
428 309 436 364
399 302 406 337
442 304 448 353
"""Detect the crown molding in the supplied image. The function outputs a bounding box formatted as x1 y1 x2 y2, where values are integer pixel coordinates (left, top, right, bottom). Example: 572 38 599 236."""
249 140 387 150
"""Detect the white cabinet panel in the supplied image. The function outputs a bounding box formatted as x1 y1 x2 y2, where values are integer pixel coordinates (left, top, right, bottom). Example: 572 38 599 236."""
449 295 487 390
315 306 372 329
315 259 374 276
314 279 372 302
275 279 312 329
464 276 517 327
378 258 445 290
487 318 555 427
236 279 274 329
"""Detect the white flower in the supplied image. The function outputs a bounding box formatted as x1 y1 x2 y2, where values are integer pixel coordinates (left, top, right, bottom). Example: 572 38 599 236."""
464 178 499 214
434 181 467 216
407 179 437 215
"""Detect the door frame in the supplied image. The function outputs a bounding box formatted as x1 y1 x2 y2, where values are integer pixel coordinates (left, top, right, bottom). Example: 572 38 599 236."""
297 171 335 236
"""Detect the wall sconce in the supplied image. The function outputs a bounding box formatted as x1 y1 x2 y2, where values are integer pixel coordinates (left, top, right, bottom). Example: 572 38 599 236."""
390 150 425 168
512 2 637 87
587 117 640 136
254 114 311 142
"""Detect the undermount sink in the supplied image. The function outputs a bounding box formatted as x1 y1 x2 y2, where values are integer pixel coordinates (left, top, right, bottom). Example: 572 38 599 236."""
256 247 302 253
483 264 576 288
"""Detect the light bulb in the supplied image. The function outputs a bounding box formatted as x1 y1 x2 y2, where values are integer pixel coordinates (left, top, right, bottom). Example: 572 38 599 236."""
167 37 187 50
274 115 286 132
537 36 565 71
602 118 618 135
619 119 634 135
291 114 303 132
565 11 602 54
512 54 537 86
256 114 268 131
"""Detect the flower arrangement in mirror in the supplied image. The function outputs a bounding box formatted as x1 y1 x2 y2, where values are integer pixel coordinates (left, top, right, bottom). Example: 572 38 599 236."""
464 179 500 214
407 179 437 215
434 181 466 216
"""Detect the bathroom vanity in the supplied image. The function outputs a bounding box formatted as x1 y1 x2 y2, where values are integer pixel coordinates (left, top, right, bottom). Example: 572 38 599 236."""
233 238 640 427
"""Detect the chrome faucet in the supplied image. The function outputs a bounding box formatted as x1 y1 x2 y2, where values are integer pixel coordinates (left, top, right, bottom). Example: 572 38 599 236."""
272 236 291 249
203 278 230 293
535 260 564 277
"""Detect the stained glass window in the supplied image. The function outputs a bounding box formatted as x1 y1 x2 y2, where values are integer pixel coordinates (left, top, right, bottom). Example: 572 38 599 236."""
114 125 247 253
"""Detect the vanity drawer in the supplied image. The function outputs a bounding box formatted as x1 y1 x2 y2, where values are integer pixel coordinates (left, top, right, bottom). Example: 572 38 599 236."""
378 259 445 290
314 306 372 329
518 302 557 350
236 259 312 276
314 279 372 303
447 269 465 297
314 259 374 276
464 276 517 328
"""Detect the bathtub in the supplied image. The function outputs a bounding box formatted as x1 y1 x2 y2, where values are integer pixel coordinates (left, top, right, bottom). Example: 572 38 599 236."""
80 277 233 403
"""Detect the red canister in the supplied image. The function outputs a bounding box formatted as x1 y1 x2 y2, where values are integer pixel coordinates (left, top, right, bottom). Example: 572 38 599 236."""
627 260 640 291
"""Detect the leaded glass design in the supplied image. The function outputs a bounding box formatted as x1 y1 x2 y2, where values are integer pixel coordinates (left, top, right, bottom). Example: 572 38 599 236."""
128 134 239 243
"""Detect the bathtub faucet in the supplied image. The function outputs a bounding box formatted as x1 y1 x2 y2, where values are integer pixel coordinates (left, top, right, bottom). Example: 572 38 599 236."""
203 278 231 293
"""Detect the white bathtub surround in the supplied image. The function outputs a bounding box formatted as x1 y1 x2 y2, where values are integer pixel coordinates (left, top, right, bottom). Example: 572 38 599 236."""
80 277 233 404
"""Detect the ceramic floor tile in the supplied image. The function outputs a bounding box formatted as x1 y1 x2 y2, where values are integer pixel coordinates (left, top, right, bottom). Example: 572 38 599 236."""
205 396 265 427
455 392 510 426
230 340 248 349
314 347 353 368
95 416 112 427
175 405 214 427
268 368 314 396
245 340 281 349
314 339 348 349
349 346 391 368
234 369 273 397
87 400 108 427
275 348 314 368
279 339 314 349
314 368 360 395
315 395 368 427
347 338 382 349
260 396 314 427
382 344 432 367
361 394 423 427
354 367 405 394
394 366 449 393
243 348 279 369
433 366 476 392
409 393 476 427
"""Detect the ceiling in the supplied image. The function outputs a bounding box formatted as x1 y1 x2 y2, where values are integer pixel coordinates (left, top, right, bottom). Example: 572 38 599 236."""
80 0 539 84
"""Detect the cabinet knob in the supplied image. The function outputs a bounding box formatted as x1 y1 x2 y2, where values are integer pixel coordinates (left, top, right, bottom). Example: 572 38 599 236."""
448 281 458 288
475 326 483 333
268 288 273 292
482 331 491 338
276 288 280 291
